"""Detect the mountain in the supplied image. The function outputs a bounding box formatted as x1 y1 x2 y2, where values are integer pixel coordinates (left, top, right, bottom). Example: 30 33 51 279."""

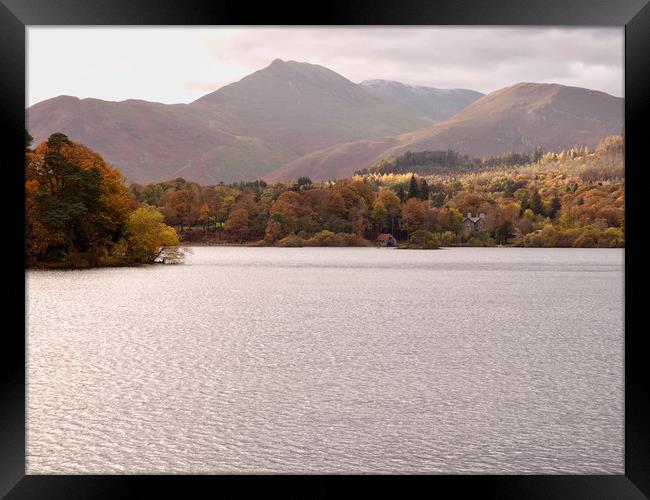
192 60 433 156
27 60 432 184
360 80 484 121
28 66 623 185
264 82 624 182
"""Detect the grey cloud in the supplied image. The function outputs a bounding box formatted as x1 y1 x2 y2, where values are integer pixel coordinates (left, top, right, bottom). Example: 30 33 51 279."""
28 27 622 106
206 27 623 96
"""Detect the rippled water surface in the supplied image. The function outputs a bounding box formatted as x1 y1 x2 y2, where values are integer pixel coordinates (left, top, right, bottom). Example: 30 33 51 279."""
27 247 624 473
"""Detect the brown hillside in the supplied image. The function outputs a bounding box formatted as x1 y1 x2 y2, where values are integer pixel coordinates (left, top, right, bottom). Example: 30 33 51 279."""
265 82 624 182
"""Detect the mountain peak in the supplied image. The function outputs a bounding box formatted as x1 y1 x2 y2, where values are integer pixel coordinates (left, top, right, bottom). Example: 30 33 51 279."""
266 58 321 72
195 58 386 109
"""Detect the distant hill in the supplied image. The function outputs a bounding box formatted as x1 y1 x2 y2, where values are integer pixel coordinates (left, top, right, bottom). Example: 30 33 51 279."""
27 60 433 184
360 80 484 121
264 82 624 182
26 96 247 185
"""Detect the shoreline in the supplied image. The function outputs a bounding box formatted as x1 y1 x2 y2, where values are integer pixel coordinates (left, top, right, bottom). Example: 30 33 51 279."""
180 241 623 249
27 244 624 270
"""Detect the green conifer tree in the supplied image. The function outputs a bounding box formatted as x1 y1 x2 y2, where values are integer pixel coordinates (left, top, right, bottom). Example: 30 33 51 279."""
408 174 419 199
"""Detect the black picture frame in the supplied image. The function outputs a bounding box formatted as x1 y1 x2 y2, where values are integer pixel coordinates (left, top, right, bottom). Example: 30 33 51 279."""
2 1 648 498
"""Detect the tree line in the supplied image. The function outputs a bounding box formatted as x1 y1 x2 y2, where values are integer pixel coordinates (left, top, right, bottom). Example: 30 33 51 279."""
355 147 545 176
127 135 624 249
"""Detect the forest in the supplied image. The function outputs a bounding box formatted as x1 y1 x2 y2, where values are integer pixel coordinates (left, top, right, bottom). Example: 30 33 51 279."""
128 135 625 249
354 147 546 176
26 132 624 268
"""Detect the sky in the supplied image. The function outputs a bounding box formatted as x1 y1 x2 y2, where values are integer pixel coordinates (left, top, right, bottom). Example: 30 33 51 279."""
27 27 624 107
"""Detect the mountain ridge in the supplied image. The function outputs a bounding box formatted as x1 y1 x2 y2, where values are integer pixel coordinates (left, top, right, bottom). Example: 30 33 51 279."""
27 59 436 184
27 62 622 185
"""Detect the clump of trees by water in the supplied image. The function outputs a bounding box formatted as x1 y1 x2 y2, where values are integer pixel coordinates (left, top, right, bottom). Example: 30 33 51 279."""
273 230 371 248
129 135 624 249
25 132 183 268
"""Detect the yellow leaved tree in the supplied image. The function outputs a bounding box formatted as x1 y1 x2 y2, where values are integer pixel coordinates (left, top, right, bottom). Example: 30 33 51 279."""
118 205 184 264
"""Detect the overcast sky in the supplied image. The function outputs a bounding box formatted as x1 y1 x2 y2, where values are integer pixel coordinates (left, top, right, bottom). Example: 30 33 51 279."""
27 27 623 106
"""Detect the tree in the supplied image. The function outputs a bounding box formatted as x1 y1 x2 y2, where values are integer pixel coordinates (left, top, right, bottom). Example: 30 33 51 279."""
550 195 562 219
25 177 63 262
349 205 369 237
401 198 426 240
572 228 598 248
371 200 389 234
516 208 535 236
264 211 293 242
449 208 464 233
486 203 519 244
541 224 559 247
198 202 211 231
455 193 485 217
408 230 440 249
529 190 544 215
599 227 624 247
120 206 182 264
596 206 624 227
162 189 192 229
25 130 33 153
378 189 401 234
408 174 419 199
249 211 268 238
419 178 430 201
296 176 312 190
328 190 347 220
440 231 457 246
224 207 250 242
264 219 283 243
396 185 407 203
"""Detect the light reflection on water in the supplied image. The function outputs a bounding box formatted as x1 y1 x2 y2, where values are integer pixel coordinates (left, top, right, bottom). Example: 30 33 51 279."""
26 247 624 473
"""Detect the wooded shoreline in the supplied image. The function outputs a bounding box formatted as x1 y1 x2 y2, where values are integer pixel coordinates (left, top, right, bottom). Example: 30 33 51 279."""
26 132 624 269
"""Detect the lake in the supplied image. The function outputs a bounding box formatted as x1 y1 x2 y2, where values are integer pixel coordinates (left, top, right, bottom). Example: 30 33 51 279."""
26 247 624 474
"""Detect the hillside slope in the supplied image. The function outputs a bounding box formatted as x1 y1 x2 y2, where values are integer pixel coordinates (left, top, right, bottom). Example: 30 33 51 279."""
264 83 624 182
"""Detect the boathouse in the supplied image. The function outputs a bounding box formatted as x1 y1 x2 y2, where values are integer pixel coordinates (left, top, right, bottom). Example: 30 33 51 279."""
376 233 397 247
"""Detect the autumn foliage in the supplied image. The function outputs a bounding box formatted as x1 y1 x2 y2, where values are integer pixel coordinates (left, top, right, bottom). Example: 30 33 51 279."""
129 136 623 249
28 132 624 258
26 133 182 267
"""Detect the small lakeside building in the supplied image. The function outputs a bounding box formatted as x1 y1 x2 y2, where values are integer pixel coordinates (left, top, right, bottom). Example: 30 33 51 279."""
376 233 397 247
